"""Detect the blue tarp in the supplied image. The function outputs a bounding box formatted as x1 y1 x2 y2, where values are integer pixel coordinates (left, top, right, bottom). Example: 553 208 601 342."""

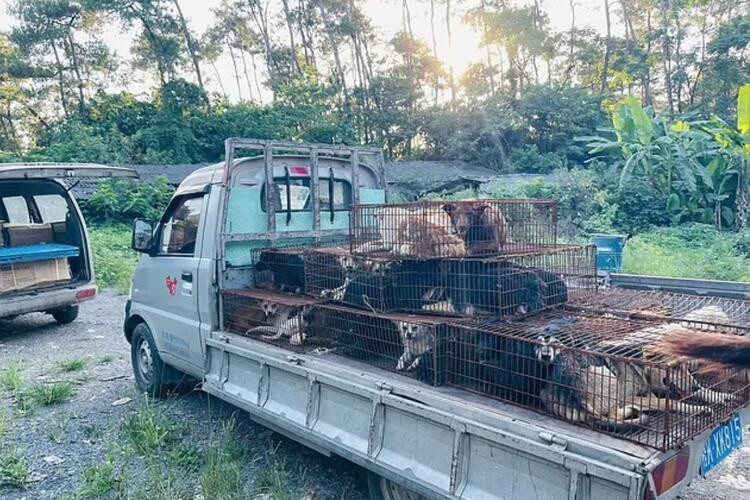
0 244 79 265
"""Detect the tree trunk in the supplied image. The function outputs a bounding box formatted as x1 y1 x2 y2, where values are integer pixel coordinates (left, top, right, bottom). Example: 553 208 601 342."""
736 160 750 231
227 43 243 101
239 49 255 102
50 40 70 118
446 0 456 106
251 53 264 105
211 61 228 100
280 0 301 72
430 0 438 103
660 0 674 118
64 33 86 113
247 0 277 85
601 0 611 92
172 0 206 95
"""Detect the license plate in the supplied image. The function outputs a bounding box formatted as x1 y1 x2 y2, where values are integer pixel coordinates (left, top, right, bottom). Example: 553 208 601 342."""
700 414 743 476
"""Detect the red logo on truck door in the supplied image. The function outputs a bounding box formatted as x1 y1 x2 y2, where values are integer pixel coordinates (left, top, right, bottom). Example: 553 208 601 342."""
165 276 178 296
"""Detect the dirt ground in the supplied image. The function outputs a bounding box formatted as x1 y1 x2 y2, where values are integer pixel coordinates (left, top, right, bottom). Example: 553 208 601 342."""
0 293 748 499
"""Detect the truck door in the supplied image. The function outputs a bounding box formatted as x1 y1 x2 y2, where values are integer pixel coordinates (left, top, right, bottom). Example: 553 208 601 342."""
135 192 206 370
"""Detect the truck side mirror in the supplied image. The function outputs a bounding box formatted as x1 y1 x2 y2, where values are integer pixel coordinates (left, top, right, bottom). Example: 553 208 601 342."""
132 218 155 253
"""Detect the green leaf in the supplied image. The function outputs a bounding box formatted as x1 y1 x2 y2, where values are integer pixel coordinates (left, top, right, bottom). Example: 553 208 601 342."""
625 96 653 145
667 192 681 210
738 84 750 134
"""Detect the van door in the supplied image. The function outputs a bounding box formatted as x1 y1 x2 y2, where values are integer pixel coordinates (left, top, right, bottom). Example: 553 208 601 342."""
134 193 206 370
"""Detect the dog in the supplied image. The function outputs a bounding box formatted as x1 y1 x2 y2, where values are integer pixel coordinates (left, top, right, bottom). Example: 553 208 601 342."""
255 249 306 293
536 316 712 432
246 300 308 346
659 327 750 370
394 206 467 258
443 201 509 256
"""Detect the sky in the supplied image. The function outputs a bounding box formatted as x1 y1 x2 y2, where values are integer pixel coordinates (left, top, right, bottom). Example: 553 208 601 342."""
0 0 614 102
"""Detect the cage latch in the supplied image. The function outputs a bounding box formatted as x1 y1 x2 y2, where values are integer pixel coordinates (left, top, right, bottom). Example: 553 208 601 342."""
539 432 568 451
375 382 393 393
286 355 303 365
217 334 230 344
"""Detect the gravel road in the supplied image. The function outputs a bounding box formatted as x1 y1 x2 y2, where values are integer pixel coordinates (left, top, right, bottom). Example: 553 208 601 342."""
1 293 748 499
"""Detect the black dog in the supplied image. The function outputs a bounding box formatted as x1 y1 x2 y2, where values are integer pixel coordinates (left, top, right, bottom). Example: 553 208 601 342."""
255 249 306 293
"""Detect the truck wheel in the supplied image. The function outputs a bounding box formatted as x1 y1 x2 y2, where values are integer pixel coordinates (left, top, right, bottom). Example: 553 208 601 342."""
51 305 79 324
367 472 424 500
131 323 180 397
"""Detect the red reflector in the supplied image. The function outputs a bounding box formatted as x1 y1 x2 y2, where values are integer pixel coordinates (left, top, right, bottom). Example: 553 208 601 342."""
650 447 690 497
290 166 310 175
76 287 97 301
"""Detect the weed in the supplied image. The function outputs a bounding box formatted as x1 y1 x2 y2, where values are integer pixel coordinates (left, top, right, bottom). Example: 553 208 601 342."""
122 399 181 456
28 382 74 406
166 442 203 469
58 359 87 373
0 360 24 393
97 355 115 365
74 458 124 499
47 420 69 445
13 393 35 417
0 411 7 443
255 456 308 500
201 421 246 500
0 447 29 488
132 462 191 500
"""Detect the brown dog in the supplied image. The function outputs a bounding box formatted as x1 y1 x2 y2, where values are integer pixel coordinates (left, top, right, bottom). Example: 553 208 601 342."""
443 201 509 256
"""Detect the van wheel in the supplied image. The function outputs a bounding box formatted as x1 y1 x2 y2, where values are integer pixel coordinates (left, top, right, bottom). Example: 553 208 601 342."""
367 473 424 500
51 305 79 324
131 323 179 397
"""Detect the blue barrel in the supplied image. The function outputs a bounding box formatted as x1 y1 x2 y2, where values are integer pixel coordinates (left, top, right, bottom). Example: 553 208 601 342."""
591 233 628 273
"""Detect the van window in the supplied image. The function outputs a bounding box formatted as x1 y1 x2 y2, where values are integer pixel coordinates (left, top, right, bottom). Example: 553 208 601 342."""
159 195 204 255
2 196 31 224
34 194 69 223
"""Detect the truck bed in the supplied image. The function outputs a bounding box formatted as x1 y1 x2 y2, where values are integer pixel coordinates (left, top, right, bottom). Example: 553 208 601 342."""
205 330 671 500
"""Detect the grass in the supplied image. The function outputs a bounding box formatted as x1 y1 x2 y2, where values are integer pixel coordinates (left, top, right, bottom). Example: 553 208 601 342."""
121 399 182 456
97 355 115 365
0 411 7 443
73 459 124 499
255 456 308 500
27 382 74 407
0 360 24 393
624 224 750 281
58 358 87 373
0 447 29 488
200 422 246 500
89 224 138 293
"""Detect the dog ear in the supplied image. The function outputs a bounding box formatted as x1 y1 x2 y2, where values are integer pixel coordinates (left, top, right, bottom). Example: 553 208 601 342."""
475 204 490 215
442 203 456 214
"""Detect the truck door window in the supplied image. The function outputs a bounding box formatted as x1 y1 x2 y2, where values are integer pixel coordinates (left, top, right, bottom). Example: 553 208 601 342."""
33 194 69 223
158 195 204 256
2 196 31 224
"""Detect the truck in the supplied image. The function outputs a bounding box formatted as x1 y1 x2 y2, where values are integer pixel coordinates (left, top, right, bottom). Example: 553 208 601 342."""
0 163 136 323
124 138 749 500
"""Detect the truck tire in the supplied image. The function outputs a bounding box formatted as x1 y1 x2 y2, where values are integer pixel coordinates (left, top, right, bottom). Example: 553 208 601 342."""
367 472 424 500
130 323 180 397
51 305 79 324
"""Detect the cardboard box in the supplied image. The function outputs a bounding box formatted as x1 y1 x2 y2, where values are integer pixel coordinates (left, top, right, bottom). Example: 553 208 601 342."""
0 258 71 293
5 223 54 246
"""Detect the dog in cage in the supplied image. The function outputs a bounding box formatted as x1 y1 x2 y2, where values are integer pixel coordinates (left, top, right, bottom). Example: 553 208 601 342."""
245 299 309 346
394 320 446 384
599 305 739 405
535 317 713 432
255 250 306 294
442 202 510 256
394 207 467 258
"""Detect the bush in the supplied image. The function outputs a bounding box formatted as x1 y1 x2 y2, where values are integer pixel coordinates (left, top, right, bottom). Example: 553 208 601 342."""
623 224 750 281
90 225 139 293
82 176 173 224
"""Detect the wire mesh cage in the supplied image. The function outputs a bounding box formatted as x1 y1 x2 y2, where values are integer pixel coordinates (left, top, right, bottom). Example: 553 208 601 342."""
252 247 309 294
446 310 750 450
222 288 325 350
311 304 449 386
305 244 597 319
350 199 558 259
568 288 750 334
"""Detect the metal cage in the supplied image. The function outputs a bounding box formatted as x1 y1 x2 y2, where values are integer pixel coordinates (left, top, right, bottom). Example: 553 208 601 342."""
222 288 325 351
568 288 750 334
350 199 558 259
304 245 598 319
310 304 449 386
446 310 750 450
